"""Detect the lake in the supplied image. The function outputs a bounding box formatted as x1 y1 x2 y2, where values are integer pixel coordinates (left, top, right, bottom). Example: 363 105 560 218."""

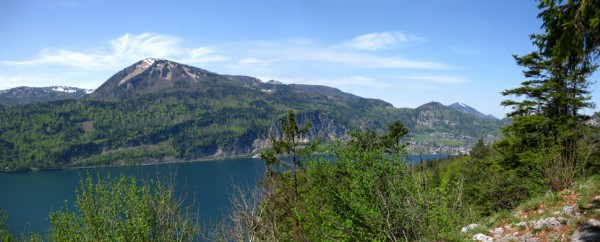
0 154 445 236
0 158 266 235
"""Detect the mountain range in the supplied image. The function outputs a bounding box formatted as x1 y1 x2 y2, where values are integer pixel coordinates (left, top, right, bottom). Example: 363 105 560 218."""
0 86 93 106
0 58 506 172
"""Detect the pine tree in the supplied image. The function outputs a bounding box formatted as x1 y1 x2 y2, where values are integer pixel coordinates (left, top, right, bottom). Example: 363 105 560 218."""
498 0 598 191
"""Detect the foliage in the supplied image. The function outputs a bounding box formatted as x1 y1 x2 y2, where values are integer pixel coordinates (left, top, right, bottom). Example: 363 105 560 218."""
221 115 473 241
439 142 530 215
0 208 11 241
48 173 200 242
260 110 319 170
256 110 318 241
498 0 598 194
537 0 600 62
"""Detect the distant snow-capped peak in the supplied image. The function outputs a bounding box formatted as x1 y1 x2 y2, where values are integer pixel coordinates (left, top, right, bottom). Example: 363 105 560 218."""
49 86 94 94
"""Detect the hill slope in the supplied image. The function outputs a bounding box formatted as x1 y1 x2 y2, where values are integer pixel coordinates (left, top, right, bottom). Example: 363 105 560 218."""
0 59 505 172
461 175 600 241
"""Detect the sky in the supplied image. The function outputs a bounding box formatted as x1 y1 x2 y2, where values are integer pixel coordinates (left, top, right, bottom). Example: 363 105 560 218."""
0 0 598 118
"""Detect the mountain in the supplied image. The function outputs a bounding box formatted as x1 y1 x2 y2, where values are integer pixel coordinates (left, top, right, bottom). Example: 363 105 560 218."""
448 102 498 120
0 86 93 106
0 59 505 172
91 58 230 99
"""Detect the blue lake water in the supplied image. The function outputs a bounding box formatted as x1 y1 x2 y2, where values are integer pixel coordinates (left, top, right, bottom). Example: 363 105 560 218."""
0 154 445 235
0 158 266 235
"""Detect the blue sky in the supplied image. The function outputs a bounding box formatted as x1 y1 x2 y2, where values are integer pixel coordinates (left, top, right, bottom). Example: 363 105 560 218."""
0 0 597 118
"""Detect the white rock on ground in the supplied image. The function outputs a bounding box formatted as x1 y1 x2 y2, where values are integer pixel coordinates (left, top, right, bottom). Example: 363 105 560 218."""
461 223 479 233
472 233 493 242
562 205 580 217
528 217 565 230
490 227 504 234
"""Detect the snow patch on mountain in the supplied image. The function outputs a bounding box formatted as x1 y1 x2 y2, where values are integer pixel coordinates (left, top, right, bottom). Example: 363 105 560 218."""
118 59 156 86
448 102 498 120
48 86 94 94
51 86 76 93
183 66 200 80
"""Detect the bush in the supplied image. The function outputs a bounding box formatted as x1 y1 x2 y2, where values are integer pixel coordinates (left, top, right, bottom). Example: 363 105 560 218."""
48 173 200 241
221 118 473 241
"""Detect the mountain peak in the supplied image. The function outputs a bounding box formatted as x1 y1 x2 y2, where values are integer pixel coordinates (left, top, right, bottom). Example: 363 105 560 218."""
448 102 497 120
90 59 221 99
416 101 445 109
141 57 164 64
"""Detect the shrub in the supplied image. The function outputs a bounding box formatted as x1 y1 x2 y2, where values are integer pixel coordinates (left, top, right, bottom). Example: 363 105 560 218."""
48 173 200 242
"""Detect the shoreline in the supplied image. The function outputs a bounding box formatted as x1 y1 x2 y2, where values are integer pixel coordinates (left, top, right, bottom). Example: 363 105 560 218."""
1 153 261 174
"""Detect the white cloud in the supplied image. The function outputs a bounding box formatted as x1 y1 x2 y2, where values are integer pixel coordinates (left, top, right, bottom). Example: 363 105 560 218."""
258 76 389 88
109 33 181 60
0 32 458 90
228 37 451 69
1 32 449 73
1 33 226 70
308 51 452 69
340 31 422 51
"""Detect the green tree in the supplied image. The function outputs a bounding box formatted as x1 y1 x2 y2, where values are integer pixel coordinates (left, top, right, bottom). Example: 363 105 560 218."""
223 119 471 241
538 0 599 63
470 138 491 160
48 173 200 242
258 110 319 241
498 0 598 192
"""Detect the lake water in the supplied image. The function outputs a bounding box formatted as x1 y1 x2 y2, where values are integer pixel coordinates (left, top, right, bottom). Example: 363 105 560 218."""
0 155 445 235
0 158 266 235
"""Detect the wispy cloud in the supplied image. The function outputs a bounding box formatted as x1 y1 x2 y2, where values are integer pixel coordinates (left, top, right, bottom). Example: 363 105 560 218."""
1 33 227 70
2 32 449 71
308 51 452 69
230 42 452 70
259 76 390 88
1 31 459 90
339 31 423 51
